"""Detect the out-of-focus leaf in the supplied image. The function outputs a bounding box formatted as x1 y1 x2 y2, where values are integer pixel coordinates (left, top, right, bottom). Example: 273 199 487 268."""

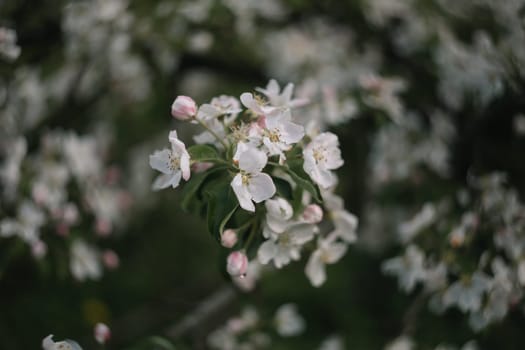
180 166 227 212
204 181 239 241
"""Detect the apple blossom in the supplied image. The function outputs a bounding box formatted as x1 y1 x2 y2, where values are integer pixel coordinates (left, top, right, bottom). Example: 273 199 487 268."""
42 335 82 350
149 130 191 190
305 238 348 287
171 95 197 120
303 132 344 189
231 146 275 212
256 79 309 109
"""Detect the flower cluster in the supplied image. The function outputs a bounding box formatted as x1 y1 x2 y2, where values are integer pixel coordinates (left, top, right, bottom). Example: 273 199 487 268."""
0 130 130 281
150 80 358 287
382 173 525 331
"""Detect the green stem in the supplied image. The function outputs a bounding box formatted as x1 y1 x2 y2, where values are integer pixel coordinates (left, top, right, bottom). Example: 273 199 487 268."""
243 217 259 251
195 118 229 149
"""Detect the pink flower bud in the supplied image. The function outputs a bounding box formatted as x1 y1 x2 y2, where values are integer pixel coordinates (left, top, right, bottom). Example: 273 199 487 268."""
221 229 238 248
94 323 111 345
102 250 120 269
226 251 248 277
171 95 197 120
302 204 323 224
31 240 47 259
95 218 112 236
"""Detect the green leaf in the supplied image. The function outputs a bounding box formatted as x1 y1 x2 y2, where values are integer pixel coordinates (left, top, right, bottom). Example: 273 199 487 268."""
283 167 322 203
180 166 227 212
204 181 239 241
274 177 293 200
187 144 219 161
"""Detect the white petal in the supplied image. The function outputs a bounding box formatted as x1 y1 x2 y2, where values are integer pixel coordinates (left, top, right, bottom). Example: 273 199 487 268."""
231 174 255 212
149 149 171 174
180 152 191 181
240 92 264 115
152 173 181 190
258 240 277 264
323 242 348 264
305 251 325 287
238 147 268 173
197 104 220 120
248 173 276 203
280 121 305 144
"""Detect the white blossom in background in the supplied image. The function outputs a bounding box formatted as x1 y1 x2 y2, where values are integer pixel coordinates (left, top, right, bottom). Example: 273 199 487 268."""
42 335 82 350
306 238 348 287
274 303 305 336
149 130 191 190
382 245 426 292
385 336 415 350
70 240 102 281
318 335 345 350
0 27 21 61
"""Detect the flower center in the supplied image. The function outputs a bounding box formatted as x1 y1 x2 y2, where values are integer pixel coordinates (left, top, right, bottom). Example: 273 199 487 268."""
313 148 325 163
241 173 251 185
168 153 180 171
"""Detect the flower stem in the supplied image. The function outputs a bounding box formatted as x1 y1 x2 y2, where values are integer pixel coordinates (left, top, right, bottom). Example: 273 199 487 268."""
196 118 229 149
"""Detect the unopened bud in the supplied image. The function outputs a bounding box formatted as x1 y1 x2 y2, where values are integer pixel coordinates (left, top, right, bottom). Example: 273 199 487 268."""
102 250 120 269
171 95 197 120
227 251 248 277
302 204 323 224
221 229 238 248
94 323 111 345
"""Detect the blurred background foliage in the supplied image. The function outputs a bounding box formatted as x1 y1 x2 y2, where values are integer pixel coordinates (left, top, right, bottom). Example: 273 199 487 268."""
1 0 525 349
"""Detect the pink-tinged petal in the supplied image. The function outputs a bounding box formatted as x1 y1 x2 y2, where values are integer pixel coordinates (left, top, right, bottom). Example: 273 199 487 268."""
238 147 268 173
231 174 255 212
149 149 171 174
226 251 248 276
248 173 276 203
171 96 197 120
180 152 191 181
305 250 326 287
258 240 277 265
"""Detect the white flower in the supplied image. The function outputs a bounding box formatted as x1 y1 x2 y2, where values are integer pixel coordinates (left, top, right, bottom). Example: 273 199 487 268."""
197 95 242 124
42 335 82 350
385 336 414 350
0 201 45 244
70 240 102 281
382 245 426 293
442 272 492 313
171 95 197 120
255 79 309 109
149 130 191 190
261 109 304 162
231 146 275 212
0 27 21 61
274 303 305 336
265 197 294 232
318 335 345 350
240 92 275 116
305 238 348 287
323 191 358 243
258 220 317 268
303 132 344 189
